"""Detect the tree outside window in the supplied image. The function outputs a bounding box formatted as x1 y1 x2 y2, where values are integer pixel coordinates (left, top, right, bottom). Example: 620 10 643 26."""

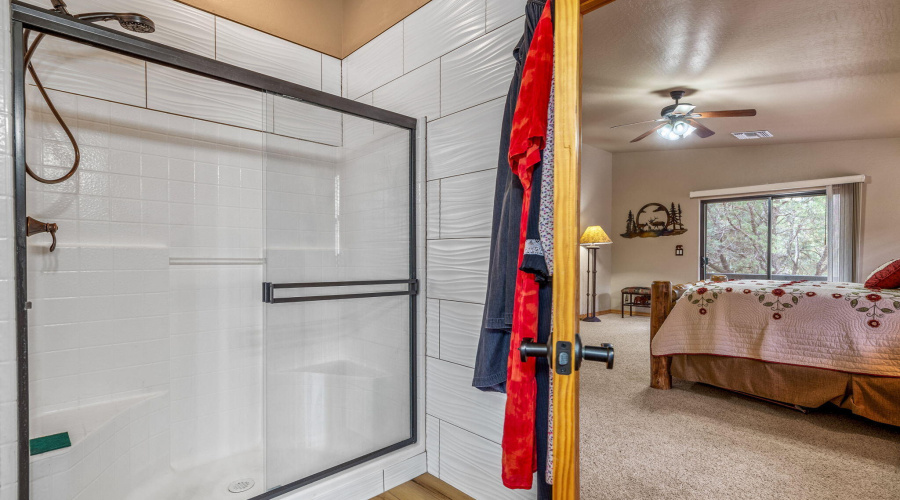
702 192 827 281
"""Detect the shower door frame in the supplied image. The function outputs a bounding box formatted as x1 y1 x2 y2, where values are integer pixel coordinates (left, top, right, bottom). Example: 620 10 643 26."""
9 2 419 499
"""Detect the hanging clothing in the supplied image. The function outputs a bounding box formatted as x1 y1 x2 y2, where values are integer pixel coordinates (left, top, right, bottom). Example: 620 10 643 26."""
521 76 555 280
536 76 556 486
539 78 555 276
535 280 553 499
502 0 554 490
473 0 548 393
527 73 556 500
520 161 549 280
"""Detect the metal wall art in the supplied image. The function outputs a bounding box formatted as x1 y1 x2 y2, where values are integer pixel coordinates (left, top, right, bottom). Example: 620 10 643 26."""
622 202 687 238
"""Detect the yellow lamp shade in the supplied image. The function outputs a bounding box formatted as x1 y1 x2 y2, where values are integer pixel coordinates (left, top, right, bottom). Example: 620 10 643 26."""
580 225 612 246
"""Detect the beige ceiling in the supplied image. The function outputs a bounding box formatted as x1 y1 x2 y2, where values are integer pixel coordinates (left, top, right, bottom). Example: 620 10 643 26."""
176 0 429 58
583 0 900 153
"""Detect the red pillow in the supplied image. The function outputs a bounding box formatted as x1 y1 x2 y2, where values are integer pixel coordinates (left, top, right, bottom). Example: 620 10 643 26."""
865 259 900 289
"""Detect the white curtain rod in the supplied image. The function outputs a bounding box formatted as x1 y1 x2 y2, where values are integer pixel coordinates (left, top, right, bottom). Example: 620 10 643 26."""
689 175 866 199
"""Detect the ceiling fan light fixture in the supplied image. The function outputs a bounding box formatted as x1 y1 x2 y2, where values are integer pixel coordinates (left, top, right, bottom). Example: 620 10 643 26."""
656 119 695 141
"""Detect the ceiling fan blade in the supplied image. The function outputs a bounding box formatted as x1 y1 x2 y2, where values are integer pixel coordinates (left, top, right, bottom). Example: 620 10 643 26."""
687 119 715 138
611 118 666 129
630 123 667 143
691 109 757 119
672 104 696 116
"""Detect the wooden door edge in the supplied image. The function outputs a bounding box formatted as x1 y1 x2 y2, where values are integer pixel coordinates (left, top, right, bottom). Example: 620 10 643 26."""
551 0 582 498
552 1 618 499
581 0 617 15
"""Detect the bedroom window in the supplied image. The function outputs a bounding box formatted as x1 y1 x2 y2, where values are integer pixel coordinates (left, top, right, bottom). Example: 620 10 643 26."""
701 191 828 281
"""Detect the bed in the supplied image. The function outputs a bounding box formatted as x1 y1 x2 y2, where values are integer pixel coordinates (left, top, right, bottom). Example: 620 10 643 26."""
649 279 900 427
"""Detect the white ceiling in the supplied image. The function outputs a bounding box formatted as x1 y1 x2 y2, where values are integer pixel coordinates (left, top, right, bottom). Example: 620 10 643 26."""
582 0 900 153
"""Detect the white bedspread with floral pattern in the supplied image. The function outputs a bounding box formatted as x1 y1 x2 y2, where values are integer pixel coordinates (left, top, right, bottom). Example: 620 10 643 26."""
651 280 900 377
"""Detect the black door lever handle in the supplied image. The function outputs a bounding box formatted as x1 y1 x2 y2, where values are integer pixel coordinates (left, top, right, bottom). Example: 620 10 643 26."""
519 338 550 363
575 334 614 370
520 335 614 371
581 342 614 369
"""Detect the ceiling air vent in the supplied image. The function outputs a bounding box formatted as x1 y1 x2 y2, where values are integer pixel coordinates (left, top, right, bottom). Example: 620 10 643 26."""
731 130 773 140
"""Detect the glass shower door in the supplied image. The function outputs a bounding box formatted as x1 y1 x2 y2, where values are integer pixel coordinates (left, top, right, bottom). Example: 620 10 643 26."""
262 101 416 493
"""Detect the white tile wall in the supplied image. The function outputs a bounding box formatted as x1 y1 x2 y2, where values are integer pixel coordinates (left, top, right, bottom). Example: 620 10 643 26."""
487 0 531 32
168 264 263 469
26 245 170 414
426 97 505 180
403 0 485 72
322 56 342 96
24 80 271 497
425 414 440 477
30 393 169 500
439 422 534 500
373 60 441 121
22 0 217 56
146 64 265 131
426 238 490 303
215 17 322 89
25 0 342 136
343 23 404 100
439 168 496 238
273 96 343 147
440 20 521 117
426 180 440 239
30 39 147 108
437 300 482 368
348 2 534 498
426 298 440 358
426 358 505 443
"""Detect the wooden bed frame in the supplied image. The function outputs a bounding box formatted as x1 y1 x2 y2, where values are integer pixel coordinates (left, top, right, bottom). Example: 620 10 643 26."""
646 280 900 427
649 281 674 390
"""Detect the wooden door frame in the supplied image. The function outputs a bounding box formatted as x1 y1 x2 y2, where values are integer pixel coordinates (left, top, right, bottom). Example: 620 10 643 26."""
551 1 616 498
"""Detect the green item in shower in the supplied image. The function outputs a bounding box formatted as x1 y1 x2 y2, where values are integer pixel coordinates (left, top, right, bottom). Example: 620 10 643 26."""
29 432 71 456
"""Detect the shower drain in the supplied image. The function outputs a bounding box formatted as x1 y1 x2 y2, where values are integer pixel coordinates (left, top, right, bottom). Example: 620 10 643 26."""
227 479 256 494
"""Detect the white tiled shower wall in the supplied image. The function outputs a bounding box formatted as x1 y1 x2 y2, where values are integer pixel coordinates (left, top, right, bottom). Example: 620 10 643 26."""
342 0 536 498
2 0 429 499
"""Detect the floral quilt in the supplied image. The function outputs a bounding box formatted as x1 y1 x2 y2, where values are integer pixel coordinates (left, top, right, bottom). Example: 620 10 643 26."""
651 280 900 377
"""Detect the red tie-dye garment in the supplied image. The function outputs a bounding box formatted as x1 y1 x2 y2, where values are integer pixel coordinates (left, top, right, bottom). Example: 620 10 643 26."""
503 0 553 490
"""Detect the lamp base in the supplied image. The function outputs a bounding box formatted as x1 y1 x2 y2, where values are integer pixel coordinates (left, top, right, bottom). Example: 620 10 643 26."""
581 316 602 323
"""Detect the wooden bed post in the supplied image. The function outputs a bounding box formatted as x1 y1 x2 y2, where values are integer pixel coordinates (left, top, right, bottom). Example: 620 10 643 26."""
650 281 673 389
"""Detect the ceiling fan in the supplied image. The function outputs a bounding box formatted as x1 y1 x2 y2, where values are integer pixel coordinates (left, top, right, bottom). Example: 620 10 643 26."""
612 90 757 143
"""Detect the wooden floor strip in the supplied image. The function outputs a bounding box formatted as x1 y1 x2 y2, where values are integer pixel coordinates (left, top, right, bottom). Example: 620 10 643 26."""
371 474 473 500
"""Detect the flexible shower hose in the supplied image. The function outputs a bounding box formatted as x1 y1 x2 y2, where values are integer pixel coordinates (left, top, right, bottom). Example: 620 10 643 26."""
23 29 81 184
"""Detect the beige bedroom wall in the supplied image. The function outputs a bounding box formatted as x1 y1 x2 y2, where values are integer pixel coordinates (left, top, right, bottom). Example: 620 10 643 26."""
581 144 613 314
607 137 900 309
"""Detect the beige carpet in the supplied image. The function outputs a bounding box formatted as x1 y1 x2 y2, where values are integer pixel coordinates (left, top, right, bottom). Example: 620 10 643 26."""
578 315 900 500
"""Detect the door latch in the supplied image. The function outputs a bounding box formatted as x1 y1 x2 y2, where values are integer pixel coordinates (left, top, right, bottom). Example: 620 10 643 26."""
518 335 614 374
